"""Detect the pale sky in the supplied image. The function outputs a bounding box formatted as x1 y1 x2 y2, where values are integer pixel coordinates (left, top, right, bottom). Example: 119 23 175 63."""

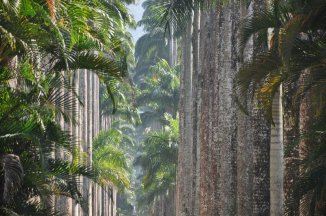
127 0 145 42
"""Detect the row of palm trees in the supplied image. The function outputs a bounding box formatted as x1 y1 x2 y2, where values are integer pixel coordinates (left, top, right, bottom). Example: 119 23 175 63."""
135 114 178 215
0 0 135 214
139 0 326 215
126 7 181 213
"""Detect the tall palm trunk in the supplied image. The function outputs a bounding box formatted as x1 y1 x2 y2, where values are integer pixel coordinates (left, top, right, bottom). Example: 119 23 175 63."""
283 82 300 215
198 1 239 215
270 88 284 216
168 24 175 67
251 105 271 216
81 69 89 216
236 1 272 215
267 5 284 212
299 71 313 216
65 71 73 215
251 1 271 215
191 7 200 216
87 72 93 216
92 74 100 215
198 7 210 215
215 2 239 214
176 17 193 216
73 70 81 216
236 2 254 215
264 15 283 216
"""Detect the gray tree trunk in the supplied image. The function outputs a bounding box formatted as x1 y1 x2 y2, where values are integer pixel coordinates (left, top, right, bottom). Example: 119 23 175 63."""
168 24 175 67
299 71 313 216
215 2 239 215
92 74 99 216
198 7 210 215
176 17 194 216
198 1 240 215
206 0 270 215
87 72 93 216
236 2 254 215
177 0 273 215
81 69 88 216
251 105 271 216
191 7 201 216
267 6 284 212
283 82 300 215
73 70 81 216
65 71 73 215
270 88 284 216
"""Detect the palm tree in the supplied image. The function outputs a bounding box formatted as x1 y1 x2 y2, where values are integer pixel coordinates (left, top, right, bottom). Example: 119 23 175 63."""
133 30 170 82
0 66 96 214
137 59 180 126
92 130 131 190
237 0 326 214
135 115 178 216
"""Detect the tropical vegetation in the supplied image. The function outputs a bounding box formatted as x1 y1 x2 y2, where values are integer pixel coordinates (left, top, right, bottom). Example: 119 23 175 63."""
1 0 326 215
0 0 135 214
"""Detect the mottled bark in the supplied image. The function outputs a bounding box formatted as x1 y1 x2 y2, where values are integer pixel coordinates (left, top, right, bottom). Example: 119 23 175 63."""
113 188 117 216
191 7 201 216
299 71 313 216
283 84 300 215
215 2 239 215
198 1 240 215
177 0 273 215
236 3 254 215
92 74 100 216
178 45 185 183
252 106 271 215
198 7 212 215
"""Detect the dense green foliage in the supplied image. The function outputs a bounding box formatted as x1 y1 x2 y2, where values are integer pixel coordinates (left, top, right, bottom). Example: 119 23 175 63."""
0 63 94 214
0 0 134 214
4 0 326 214
135 115 178 213
137 59 180 126
93 129 131 190
125 2 181 214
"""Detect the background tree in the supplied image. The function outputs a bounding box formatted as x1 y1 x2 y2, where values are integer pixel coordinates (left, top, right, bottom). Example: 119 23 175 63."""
135 115 178 216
